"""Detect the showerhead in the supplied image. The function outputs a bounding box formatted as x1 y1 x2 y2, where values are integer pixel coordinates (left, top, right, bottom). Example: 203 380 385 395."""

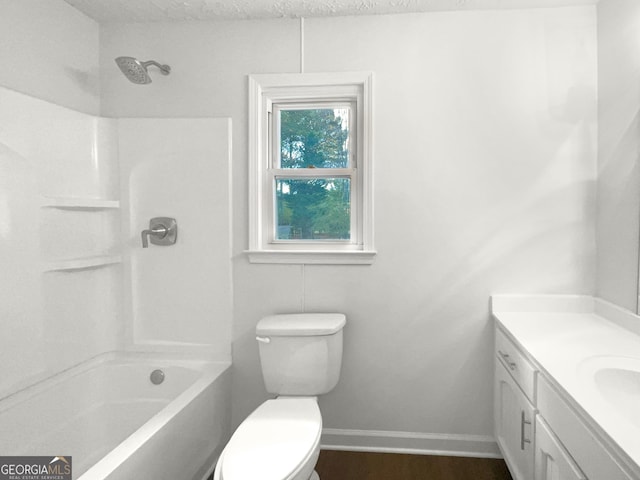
115 56 171 85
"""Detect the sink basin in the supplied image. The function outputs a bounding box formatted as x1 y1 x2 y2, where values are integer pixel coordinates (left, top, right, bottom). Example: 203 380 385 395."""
578 356 640 428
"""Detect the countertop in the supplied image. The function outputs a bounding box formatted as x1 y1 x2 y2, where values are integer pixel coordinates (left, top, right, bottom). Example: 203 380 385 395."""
491 295 640 477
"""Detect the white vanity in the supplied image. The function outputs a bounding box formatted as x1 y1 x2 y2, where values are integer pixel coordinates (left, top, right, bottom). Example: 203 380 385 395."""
492 295 640 480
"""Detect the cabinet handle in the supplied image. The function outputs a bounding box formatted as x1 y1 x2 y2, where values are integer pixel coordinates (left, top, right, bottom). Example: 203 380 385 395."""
520 410 532 450
498 350 517 370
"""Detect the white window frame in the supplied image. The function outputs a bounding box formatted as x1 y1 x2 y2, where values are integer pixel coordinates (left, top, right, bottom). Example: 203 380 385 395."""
247 72 375 265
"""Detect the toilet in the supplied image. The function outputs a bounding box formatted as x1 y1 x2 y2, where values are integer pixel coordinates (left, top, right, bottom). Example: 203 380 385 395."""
213 313 346 480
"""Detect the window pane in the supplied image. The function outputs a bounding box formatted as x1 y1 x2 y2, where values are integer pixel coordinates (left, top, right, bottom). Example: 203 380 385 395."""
276 178 351 240
279 108 350 169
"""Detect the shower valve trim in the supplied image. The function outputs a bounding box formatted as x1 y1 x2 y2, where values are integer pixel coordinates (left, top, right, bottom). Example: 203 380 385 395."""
141 218 178 248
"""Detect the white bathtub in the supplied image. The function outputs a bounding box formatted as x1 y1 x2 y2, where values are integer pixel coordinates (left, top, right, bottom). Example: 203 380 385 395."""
0 352 231 480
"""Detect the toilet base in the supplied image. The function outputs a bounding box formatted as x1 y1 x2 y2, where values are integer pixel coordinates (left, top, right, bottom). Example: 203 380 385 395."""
310 471 319 480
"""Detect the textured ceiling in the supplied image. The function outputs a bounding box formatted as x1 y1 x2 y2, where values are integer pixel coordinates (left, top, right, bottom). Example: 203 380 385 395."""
63 0 598 22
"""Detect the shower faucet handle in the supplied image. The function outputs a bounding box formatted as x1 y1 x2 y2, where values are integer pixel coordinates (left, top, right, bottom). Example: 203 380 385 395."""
141 217 177 248
141 226 167 248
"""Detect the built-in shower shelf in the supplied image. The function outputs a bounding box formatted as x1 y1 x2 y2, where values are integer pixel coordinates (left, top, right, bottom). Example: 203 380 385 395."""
44 254 122 272
41 197 120 209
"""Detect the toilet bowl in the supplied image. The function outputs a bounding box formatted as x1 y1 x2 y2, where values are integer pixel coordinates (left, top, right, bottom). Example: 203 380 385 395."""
214 313 346 480
214 398 321 480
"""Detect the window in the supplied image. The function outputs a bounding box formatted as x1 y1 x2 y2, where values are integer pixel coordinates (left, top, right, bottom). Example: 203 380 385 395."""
247 72 374 264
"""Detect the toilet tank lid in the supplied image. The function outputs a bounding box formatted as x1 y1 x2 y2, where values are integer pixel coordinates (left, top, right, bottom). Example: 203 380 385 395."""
257 313 346 336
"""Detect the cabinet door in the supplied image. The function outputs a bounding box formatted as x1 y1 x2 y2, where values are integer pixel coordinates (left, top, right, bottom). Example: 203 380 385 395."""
535 417 586 480
495 359 536 480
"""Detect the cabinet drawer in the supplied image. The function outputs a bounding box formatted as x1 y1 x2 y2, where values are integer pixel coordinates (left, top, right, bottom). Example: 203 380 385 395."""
495 328 536 403
537 376 635 480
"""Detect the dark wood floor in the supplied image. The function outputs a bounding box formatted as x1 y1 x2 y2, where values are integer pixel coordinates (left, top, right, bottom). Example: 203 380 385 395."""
315 450 513 480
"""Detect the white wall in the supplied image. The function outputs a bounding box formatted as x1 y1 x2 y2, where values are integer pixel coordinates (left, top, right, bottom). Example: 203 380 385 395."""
304 9 596 448
596 0 640 313
0 0 100 115
100 6 597 454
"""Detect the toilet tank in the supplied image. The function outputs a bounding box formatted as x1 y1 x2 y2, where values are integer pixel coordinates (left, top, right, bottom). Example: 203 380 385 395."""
256 313 346 396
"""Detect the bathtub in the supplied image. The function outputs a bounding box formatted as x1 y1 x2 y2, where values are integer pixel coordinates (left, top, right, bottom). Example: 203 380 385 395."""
0 352 231 480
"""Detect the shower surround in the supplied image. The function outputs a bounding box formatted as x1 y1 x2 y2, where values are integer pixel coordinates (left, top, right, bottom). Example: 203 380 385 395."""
0 86 121 397
0 85 233 478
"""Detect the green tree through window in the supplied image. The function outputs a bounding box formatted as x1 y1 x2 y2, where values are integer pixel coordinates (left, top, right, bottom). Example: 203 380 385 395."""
276 108 351 240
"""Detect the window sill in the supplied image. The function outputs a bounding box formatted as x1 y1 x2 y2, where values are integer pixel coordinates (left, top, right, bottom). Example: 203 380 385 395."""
245 250 376 265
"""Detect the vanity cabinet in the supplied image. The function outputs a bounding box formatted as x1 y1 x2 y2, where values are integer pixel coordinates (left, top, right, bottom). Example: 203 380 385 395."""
494 357 536 480
495 327 585 480
494 323 638 480
537 376 634 480
534 416 585 480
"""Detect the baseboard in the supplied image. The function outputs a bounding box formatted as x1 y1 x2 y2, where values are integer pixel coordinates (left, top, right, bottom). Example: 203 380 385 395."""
321 428 502 458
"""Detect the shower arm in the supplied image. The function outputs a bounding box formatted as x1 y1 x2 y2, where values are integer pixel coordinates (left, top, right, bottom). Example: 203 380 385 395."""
141 60 171 75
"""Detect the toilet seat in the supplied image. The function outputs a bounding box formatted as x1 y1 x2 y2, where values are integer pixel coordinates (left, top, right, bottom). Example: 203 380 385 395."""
217 397 322 480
